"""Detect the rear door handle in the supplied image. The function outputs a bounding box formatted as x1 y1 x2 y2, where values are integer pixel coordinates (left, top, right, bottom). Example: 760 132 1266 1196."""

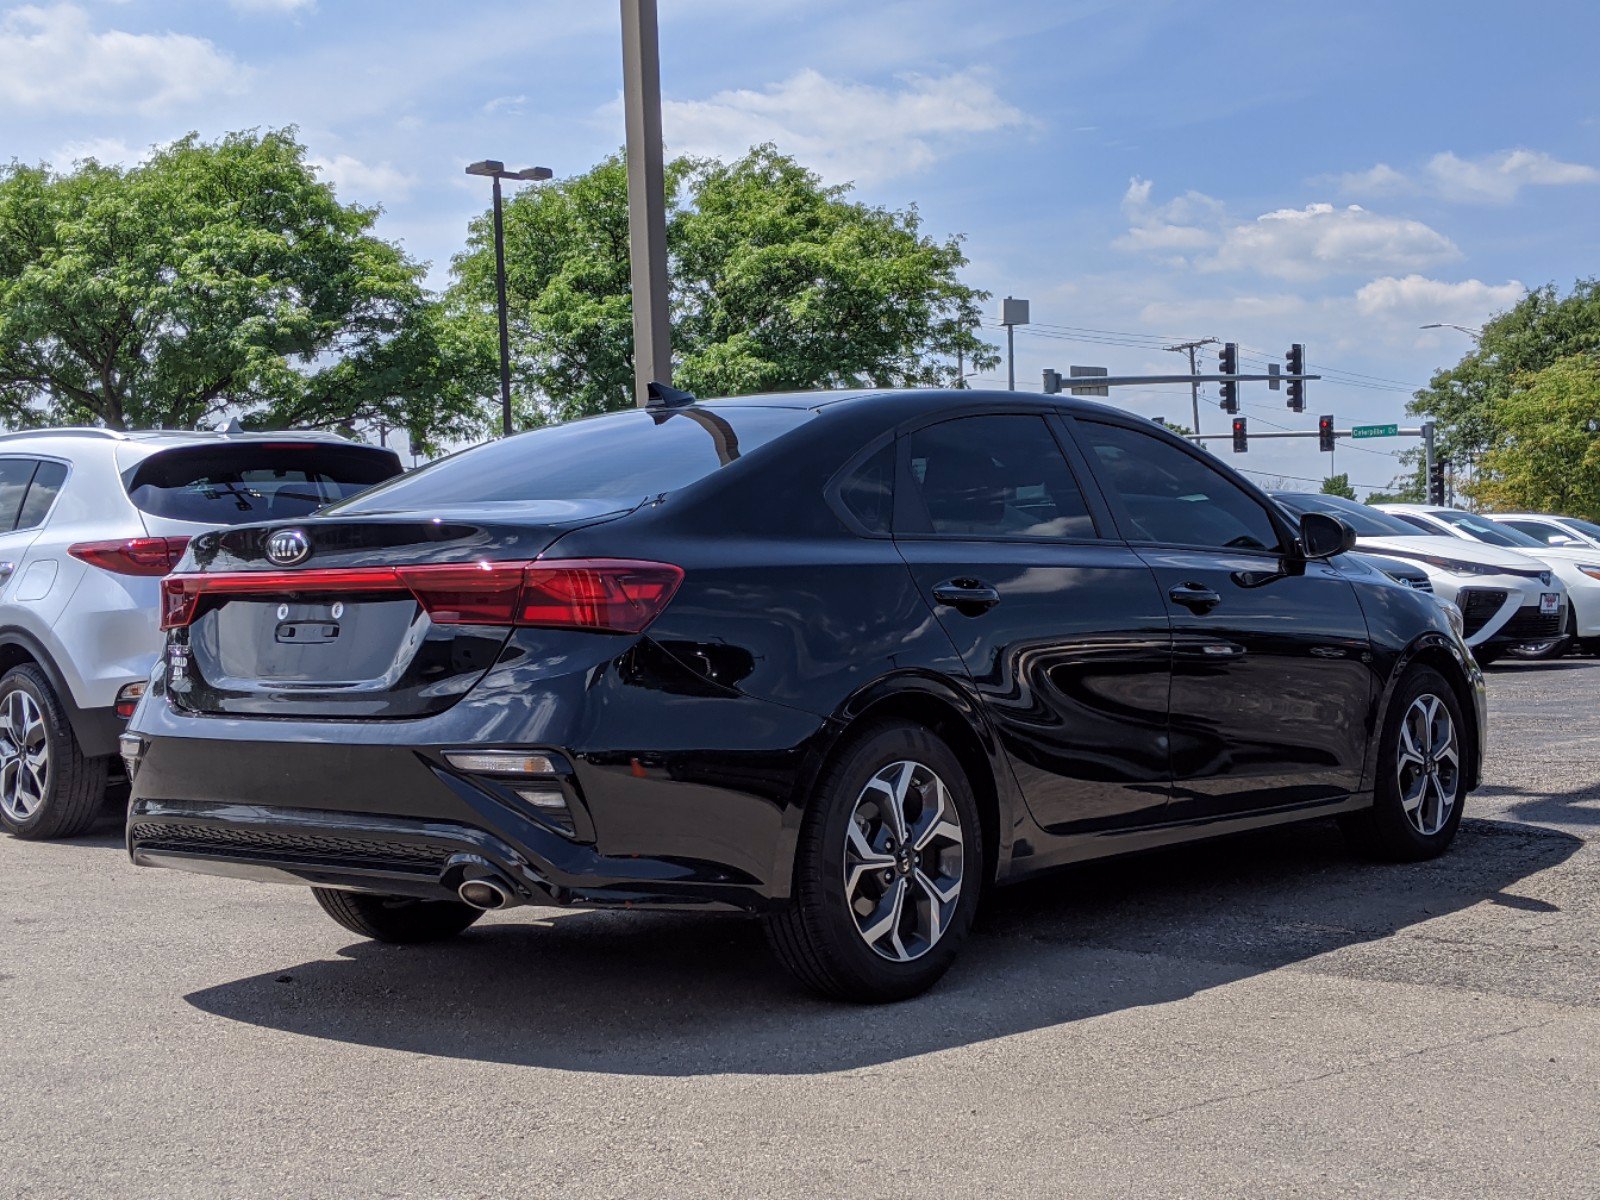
932 579 1001 615
1168 582 1222 614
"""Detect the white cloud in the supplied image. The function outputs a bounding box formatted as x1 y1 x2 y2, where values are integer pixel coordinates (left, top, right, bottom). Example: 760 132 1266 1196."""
229 0 315 12
1354 275 1526 325
51 137 140 167
1117 181 1459 281
656 68 1030 184
1206 203 1460 281
1337 148 1600 205
0 4 242 114
483 94 527 115
310 154 415 203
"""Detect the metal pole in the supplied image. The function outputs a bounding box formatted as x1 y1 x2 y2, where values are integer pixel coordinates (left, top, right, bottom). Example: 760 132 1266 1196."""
1186 345 1200 435
491 174 513 438
1423 421 1436 503
1006 324 1016 391
621 0 672 407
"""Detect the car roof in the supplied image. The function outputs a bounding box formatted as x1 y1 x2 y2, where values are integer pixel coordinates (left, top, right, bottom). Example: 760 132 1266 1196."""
0 427 364 447
693 387 1132 419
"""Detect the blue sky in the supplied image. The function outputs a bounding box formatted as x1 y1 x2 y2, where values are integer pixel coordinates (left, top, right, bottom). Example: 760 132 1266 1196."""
3 0 1598 490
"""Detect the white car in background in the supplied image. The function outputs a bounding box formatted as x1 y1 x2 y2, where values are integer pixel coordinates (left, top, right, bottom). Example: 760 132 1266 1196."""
1376 504 1600 659
0 429 402 840
1272 493 1567 665
1488 512 1600 553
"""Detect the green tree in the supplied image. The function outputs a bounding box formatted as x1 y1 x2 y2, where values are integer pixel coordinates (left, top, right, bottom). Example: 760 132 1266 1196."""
449 145 998 424
1410 279 1600 465
0 129 486 448
1320 472 1357 500
1469 353 1600 519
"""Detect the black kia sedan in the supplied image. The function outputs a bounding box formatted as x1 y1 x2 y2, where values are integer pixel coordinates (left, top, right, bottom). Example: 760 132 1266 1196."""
125 389 1486 1002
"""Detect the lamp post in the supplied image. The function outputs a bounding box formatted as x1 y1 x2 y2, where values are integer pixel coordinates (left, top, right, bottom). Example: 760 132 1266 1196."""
465 160 553 437
1420 322 1483 339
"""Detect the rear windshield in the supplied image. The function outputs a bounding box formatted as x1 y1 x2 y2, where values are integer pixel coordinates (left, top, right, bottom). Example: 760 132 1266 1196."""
125 444 402 525
1273 492 1421 538
327 406 808 514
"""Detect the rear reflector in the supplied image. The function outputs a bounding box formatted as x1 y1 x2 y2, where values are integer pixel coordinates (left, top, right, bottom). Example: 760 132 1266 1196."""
160 558 683 633
70 537 190 577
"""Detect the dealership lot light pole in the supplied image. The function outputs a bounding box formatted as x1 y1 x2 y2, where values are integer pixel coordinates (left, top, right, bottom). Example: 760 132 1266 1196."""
465 160 553 436
621 0 672 406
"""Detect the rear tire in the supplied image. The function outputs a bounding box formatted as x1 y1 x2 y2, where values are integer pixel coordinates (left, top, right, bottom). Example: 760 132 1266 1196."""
312 888 483 943
1472 646 1503 667
0 665 109 841
1340 666 1466 862
765 721 983 1003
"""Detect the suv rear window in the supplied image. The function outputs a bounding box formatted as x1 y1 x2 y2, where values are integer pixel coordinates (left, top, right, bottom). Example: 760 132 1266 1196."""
125 444 402 525
328 406 808 514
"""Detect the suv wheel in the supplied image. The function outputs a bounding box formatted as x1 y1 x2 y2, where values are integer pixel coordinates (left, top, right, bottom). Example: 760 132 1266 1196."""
0 665 109 840
765 721 983 1003
312 888 484 943
1340 666 1466 861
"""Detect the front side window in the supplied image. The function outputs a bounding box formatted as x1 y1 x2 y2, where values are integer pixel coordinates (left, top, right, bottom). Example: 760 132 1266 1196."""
1427 508 1545 548
1079 421 1282 553
900 415 1097 539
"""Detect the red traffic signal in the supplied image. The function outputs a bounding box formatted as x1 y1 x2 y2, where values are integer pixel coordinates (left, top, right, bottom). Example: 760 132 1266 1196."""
1231 416 1247 453
1318 414 1335 453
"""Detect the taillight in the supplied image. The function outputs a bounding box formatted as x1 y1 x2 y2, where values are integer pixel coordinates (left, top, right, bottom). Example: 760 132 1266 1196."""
70 537 190 577
159 559 683 633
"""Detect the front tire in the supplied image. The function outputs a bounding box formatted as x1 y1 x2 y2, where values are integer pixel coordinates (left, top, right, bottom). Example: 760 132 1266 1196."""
312 888 483 943
765 721 983 1003
1340 666 1466 862
0 665 109 841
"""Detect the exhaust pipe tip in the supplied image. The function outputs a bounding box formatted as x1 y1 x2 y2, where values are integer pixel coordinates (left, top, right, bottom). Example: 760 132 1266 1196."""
458 878 511 911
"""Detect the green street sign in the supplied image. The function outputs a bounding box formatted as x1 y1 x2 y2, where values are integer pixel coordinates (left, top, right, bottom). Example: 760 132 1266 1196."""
1351 423 1399 439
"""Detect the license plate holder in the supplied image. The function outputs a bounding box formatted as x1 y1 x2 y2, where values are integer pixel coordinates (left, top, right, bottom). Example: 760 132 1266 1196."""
1541 592 1561 616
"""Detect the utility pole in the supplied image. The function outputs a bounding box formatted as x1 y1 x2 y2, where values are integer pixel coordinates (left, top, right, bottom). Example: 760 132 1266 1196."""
620 0 671 407
1000 298 1029 391
1164 337 1217 435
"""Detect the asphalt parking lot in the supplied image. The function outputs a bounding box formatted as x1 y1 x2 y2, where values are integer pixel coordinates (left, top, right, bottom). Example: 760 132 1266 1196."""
4 662 1598 1199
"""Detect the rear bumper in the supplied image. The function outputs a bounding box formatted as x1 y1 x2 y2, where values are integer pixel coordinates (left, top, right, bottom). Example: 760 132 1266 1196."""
124 636 832 913
128 797 769 911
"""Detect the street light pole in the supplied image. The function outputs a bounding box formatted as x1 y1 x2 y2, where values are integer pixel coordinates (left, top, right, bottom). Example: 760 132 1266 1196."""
621 0 672 407
466 160 553 437
1000 297 1029 391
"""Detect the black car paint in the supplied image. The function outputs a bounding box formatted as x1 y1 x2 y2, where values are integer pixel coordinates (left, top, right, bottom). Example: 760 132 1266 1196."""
128 390 1486 913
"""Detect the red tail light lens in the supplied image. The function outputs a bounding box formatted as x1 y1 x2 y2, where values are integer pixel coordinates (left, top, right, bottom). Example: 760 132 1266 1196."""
159 559 683 633
70 537 190 577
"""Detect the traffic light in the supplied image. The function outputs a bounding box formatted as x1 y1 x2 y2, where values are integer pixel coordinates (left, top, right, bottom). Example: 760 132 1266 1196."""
1232 416 1247 453
1218 342 1238 413
1042 368 1063 395
1285 343 1306 412
1318 414 1336 453
1429 458 1448 505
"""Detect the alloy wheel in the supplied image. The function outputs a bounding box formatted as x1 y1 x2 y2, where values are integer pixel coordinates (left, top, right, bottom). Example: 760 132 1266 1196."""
0 689 50 823
1396 693 1459 836
842 760 964 962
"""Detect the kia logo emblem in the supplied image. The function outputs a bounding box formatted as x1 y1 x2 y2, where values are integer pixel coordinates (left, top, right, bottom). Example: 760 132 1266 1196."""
265 528 311 566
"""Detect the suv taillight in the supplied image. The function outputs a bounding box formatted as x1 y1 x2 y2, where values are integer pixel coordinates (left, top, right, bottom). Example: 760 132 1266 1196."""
70 537 190 577
159 559 683 633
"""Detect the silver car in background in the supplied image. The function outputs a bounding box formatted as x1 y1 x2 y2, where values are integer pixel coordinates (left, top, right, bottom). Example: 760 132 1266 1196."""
0 429 402 839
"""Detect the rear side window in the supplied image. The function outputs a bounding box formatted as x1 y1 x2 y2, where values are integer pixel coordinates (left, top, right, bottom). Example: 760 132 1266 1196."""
16 461 67 529
899 414 1098 539
125 444 401 525
0 459 35 531
328 406 809 514
833 442 894 534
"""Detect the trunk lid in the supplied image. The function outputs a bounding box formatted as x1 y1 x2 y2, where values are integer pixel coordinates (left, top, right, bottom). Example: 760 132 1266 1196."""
166 501 633 719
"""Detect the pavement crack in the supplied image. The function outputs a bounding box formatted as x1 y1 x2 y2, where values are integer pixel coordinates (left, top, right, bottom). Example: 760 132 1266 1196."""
1131 1017 1557 1126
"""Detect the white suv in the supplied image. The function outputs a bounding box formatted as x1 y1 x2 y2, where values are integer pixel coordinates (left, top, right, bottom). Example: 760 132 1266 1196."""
0 429 402 839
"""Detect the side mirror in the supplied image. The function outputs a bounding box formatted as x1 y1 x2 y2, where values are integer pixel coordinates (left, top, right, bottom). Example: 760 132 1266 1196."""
1300 511 1357 560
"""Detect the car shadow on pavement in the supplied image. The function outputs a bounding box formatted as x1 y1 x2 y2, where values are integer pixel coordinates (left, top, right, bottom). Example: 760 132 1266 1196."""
1477 780 1600 827
184 816 1580 1076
